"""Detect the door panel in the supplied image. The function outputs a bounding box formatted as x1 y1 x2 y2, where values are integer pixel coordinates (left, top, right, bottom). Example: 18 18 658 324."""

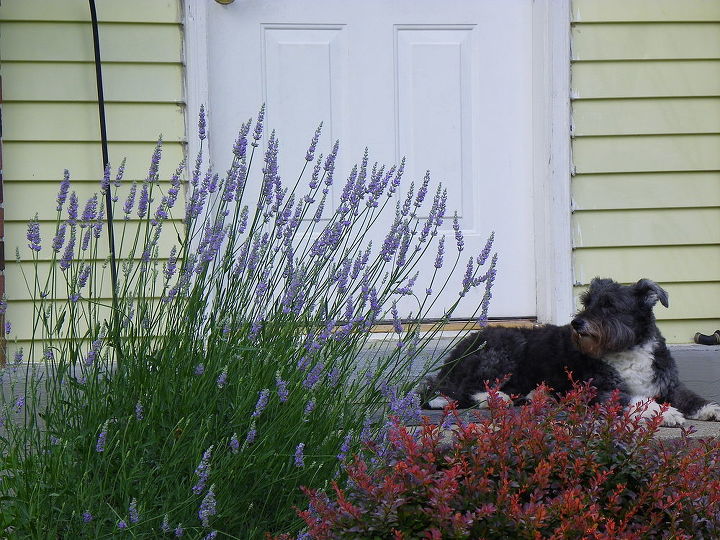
206 0 536 318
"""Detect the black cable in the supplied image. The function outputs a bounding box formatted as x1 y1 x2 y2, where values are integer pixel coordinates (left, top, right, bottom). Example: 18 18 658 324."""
88 0 121 354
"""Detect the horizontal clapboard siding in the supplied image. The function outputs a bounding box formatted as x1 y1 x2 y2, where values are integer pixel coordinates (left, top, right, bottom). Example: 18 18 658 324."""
571 0 720 342
573 172 720 210
0 0 186 359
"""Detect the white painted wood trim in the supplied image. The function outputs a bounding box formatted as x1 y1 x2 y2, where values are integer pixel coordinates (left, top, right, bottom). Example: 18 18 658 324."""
183 0 211 170
532 0 574 324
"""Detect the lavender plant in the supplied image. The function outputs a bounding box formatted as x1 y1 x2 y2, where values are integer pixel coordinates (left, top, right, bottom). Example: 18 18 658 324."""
0 106 496 538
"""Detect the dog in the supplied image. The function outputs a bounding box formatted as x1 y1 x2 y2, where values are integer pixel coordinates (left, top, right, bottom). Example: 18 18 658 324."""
422 278 720 427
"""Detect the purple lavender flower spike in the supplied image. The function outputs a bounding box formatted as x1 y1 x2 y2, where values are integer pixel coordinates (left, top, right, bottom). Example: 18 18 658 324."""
233 121 250 159
276 372 289 403
174 524 184 537
335 258 352 294
391 302 403 335
245 422 257 446
198 104 207 141
337 433 352 461
194 363 205 376
434 188 448 228
4 321 11 335
85 335 103 366
80 193 98 227
198 485 217 527
93 204 105 239
309 153 323 189
477 231 495 266
379 215 401 262
252 389 270 417
117 520 127 530
323 140 340 186
303 363 324 390
67 191 79 226
128 498 139 523
303 400 315 417
101 163 111 193
294 443 305 467
434 235 445 269
122 182 136 220
115 157 126 187
57 170 71 212
164 246 178 281
204 532 218 540
77 264 91 291
249 315 262 342
395 271 419 296
238 205 249 234
389 391 422 425
388 157 406 197
137 184 150 219
96 421 109 453
252 104 266 146
147 136 163 183
338 164 358 214
229 433 239 454
192 445 214 495
313 191 327 223
453 212 464 252
59 228 76 271
208 172 219 194
306 122 323 162
26 216 41 252
82 511 93 523
400 182 414 217
135 401 144 420
395 224 412 267
262 131 280 201
415 170 430 208
368 287 380 320
216 367 228 389
460 257 474 297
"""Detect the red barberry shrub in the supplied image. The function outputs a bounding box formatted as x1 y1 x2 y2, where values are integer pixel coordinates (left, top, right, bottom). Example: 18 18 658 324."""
278 382 720 539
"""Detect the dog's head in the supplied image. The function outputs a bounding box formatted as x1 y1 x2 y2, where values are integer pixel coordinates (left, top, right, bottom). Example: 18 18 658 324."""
570 278 668 358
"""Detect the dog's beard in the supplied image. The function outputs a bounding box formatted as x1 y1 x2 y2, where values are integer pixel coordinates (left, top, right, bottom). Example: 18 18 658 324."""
572 319 636 358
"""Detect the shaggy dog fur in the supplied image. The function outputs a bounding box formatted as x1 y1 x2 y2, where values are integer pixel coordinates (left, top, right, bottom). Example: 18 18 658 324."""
422 278 720 426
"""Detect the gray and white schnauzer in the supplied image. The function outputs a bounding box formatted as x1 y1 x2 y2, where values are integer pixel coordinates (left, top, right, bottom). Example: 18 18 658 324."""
423 278 720 426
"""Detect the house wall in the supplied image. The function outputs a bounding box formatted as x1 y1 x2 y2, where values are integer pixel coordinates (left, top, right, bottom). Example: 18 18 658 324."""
571 0 720 342
0 0 186 359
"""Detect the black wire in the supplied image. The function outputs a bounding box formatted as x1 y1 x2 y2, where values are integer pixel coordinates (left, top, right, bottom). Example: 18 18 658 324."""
88 0 121 350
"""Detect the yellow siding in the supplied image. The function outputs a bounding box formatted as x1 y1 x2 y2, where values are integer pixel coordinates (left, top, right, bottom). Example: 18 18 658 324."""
572 98 720 136
0 0 186 358
573 172 720 210
571 0 720 342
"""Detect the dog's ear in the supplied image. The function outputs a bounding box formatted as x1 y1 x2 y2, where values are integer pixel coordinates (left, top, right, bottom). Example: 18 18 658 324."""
634 279 669 308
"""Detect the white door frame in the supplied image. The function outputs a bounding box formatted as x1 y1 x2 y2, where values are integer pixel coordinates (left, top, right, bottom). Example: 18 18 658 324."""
182 0 573 325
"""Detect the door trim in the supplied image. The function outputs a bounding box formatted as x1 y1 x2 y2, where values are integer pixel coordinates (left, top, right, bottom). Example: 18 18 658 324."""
531 0 573 324
182 0 573 324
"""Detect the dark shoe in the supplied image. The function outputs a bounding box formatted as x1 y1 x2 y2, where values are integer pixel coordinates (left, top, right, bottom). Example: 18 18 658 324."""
694 331 720 345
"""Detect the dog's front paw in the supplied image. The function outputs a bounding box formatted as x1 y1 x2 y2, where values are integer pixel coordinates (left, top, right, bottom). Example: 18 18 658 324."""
688 402 720 421
427 396 451 409
659 406 686 427
631 398 685 427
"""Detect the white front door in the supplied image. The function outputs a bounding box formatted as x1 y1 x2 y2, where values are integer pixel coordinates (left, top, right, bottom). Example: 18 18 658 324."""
193 0 558 321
